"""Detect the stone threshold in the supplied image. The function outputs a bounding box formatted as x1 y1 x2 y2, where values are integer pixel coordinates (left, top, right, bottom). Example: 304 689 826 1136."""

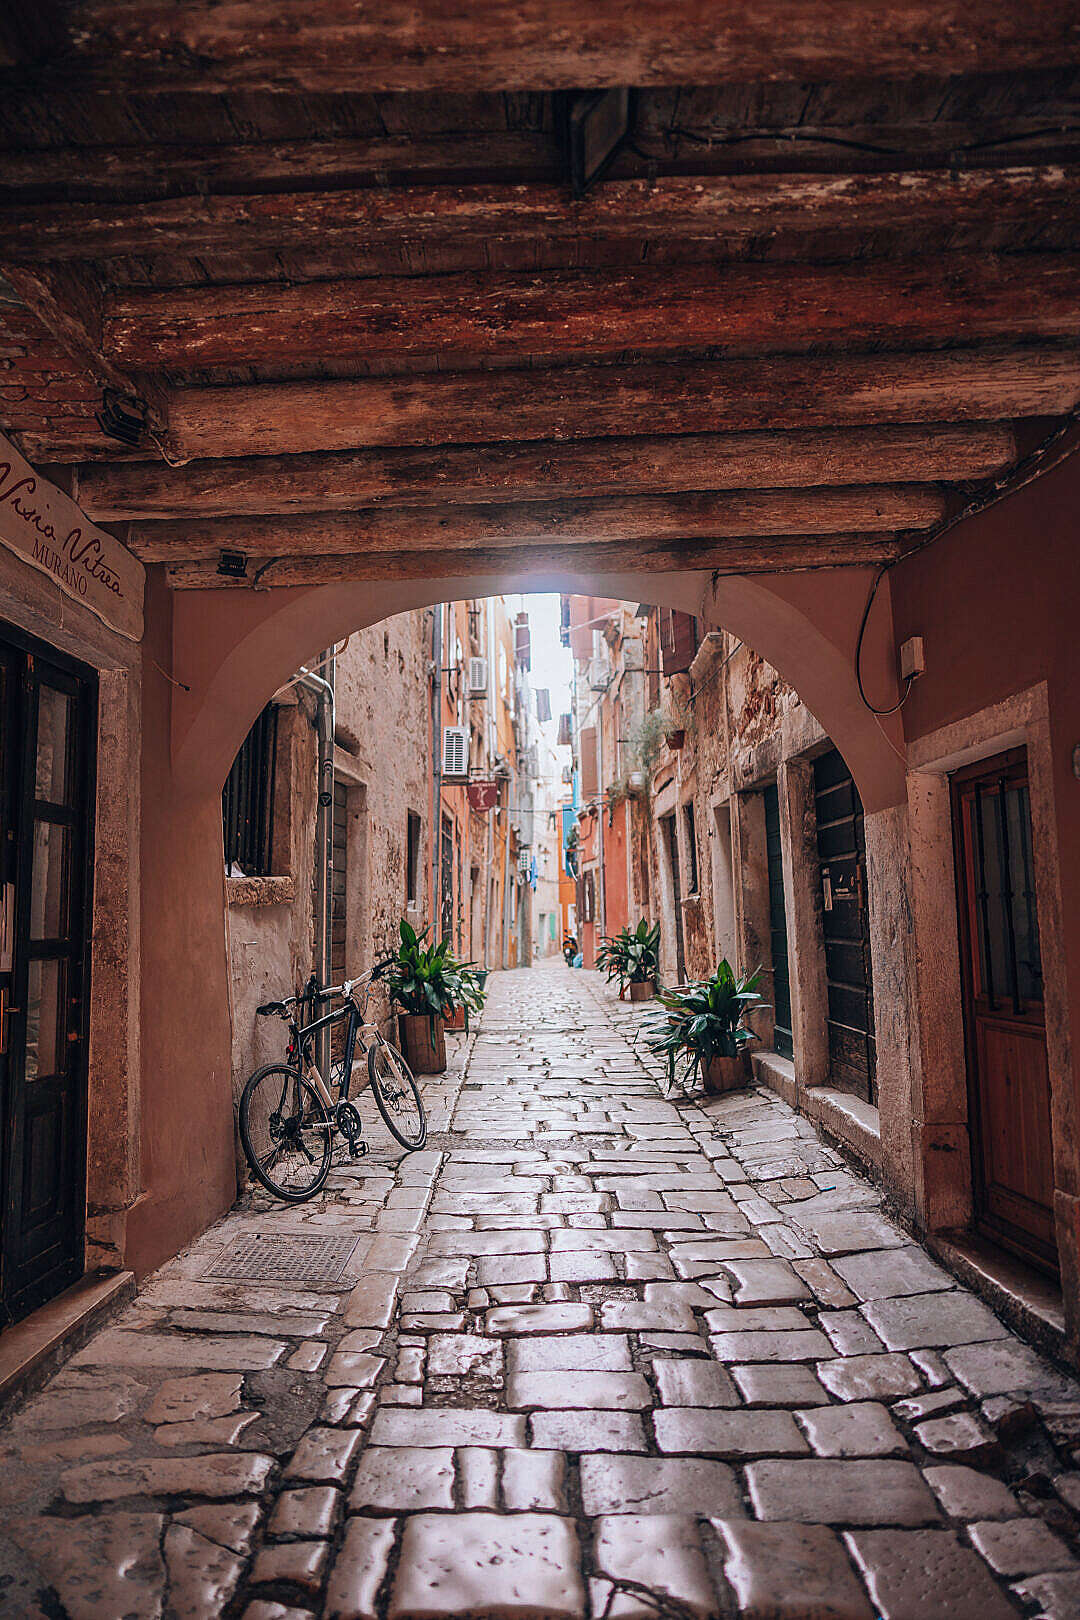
928 1229 1068 1364
752 1051 881 1176
0 1268 135 1411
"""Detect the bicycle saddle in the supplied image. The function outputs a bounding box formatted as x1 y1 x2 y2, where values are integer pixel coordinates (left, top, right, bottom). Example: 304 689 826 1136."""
256 1000 287 1017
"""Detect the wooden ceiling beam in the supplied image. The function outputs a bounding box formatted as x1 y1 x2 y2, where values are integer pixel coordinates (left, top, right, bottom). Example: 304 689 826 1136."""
127 486 945 563
5 126 1079 206
105 253 1080 371
1 261 168 427
6 166 1075 262
77 424 1015 520
162 346 1080 460
163 532 903 590
13 3 1080 94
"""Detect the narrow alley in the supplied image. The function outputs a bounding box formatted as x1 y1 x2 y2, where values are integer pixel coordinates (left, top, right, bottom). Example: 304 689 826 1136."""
2 963 1080 1618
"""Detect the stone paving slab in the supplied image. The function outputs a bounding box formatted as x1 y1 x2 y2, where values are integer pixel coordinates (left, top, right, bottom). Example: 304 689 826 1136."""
3 967 1079 1618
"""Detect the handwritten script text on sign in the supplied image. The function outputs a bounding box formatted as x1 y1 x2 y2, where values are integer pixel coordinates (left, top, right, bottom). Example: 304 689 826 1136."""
0 433 144 641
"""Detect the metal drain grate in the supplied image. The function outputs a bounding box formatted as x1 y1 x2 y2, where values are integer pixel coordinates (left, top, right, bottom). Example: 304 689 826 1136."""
202 1233 360 1283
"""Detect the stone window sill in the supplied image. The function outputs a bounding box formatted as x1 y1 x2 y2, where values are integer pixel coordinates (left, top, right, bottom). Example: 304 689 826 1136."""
226 875 296 908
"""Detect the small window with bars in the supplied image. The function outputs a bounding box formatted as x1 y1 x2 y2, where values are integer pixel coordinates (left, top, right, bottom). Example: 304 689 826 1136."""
222 703 278 877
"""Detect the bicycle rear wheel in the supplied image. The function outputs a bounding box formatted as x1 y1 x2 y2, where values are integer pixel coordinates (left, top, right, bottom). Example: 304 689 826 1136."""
238 1064 333 1201
367 1040 427 1150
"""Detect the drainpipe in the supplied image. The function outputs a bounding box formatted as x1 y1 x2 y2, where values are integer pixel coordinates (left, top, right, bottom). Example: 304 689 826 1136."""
431 604 443 938
502 787 513 969
296 655 335 1082
596 706 606 940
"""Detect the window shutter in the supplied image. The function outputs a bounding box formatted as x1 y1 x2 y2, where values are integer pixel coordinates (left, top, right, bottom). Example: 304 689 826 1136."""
580 725 598 798
467 657 488 696
514 612 531 670
442 726 469 781
660 610 700 675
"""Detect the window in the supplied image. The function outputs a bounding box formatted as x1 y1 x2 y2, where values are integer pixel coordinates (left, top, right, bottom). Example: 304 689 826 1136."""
405 810 422 908
684 800 699 895
222 703 278 876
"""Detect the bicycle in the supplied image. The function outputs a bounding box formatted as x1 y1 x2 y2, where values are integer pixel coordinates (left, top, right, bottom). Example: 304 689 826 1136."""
237 968 427 1202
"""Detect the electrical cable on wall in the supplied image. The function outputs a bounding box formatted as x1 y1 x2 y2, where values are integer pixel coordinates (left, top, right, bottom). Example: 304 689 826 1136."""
855 563 913 718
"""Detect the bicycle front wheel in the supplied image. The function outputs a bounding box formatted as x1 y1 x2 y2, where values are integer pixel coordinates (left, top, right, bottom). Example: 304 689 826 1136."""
238 1064 333 1201
368 1040 427 1150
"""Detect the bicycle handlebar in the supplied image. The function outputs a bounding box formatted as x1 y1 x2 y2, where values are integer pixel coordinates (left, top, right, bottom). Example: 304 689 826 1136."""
256 967 380 1019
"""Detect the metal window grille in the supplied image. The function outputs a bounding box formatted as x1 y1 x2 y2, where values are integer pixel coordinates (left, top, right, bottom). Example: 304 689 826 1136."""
222 703 278 876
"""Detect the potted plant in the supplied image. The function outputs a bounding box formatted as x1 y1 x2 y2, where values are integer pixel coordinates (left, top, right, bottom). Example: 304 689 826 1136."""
624 917 661 1001
378 920 474 1073
444 962 488 1032
595 929 631 994
595 919 661 1001
647 959 766 1093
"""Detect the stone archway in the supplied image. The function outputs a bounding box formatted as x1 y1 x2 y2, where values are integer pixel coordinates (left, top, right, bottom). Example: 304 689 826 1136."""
128 559 909 1277
170 563 906 812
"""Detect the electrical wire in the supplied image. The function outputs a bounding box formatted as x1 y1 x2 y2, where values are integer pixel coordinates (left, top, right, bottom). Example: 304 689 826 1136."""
855 563 913 717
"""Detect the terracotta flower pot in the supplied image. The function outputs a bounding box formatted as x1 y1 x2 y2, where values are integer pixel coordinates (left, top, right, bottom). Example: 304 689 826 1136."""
398 1012 447 1074
443 1004 467 1032
667 729 686 750
702 1049 750 1094
629 979 656 1003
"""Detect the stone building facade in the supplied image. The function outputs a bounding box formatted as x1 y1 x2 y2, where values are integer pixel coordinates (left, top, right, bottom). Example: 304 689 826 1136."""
565 587 1070 1358
225 597 551 1102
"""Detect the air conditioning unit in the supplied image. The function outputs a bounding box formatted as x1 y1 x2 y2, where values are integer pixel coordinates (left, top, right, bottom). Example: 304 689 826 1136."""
442 726 469 782
467 657 488 698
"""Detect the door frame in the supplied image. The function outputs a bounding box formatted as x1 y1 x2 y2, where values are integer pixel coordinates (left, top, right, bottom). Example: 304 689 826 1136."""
0 619 98 1323
950 744 1055 1273
905 683 1073 1298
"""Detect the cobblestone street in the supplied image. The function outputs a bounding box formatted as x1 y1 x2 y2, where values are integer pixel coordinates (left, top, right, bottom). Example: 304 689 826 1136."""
3 963 1080 1617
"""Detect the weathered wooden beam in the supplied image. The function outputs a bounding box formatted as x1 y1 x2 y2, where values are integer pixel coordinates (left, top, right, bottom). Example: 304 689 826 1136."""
163 532 903 589
128 486 944 563
5 126 1079 205
0 134 561 203
77 425 1015 520
105 254 1080 371
162 346 1080 460
6 167 1076 262
13 3 1080 93
1 261 168 426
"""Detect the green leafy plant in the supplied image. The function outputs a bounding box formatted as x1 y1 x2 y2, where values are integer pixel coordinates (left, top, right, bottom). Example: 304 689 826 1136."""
378 919 477 1018
647 959 766 1086
596 918 661 987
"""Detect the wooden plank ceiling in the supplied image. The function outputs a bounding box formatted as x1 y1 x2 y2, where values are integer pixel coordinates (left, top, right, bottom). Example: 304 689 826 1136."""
1 2 1079 589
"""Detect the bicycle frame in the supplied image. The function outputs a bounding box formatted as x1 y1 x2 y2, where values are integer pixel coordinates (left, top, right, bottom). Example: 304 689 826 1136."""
291 982 382 1111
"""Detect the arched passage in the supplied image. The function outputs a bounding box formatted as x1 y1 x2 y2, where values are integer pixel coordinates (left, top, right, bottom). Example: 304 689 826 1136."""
131 557 909 1279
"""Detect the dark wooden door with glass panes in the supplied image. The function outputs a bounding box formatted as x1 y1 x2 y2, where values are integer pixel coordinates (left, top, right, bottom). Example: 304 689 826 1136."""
0 628 95 1325
814 749 876 1102
952 750 1055 1274
763 784 793 1059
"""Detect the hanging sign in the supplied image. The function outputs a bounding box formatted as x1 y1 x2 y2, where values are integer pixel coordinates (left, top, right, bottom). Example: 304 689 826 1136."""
467 780 499 812
0 433 144 641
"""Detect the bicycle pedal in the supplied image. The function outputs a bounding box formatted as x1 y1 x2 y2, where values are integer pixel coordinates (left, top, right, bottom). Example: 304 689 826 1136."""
351 1138 368 1159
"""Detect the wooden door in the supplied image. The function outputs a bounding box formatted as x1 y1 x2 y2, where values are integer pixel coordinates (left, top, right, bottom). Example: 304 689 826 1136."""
952 749 1055 1274
0 628 95 1325
763 784 793 1060
814 749 876 1103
